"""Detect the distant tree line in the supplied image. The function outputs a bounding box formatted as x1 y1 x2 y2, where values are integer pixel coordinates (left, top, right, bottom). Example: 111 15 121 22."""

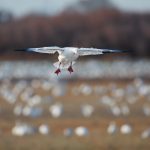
0 9 150 57
0 10 13 23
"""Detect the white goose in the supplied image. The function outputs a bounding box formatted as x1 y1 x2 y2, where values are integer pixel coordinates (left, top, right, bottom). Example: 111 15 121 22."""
19 46 126 75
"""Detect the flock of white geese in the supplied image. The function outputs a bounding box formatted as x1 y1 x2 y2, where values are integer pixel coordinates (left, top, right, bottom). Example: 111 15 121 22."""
0 78 150 138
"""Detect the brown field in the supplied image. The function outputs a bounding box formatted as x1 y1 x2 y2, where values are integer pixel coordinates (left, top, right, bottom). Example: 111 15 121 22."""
0 79 150 150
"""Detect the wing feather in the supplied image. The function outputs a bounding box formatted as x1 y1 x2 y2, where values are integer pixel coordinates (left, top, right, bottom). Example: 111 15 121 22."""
17 46 63 54
78 48 127 56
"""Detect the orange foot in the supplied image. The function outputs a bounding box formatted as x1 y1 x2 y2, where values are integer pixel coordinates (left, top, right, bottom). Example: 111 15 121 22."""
68 66 74 74
55 69 61 75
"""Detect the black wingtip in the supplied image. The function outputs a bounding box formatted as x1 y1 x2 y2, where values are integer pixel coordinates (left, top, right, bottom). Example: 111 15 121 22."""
15 48 37 53
15 48 28 51
113 50 130 53
102 49 130 54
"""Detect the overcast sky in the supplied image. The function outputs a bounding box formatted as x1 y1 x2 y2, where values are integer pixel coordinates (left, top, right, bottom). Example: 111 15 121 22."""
0 0 80 16
0 0 150 17
112 0 150 12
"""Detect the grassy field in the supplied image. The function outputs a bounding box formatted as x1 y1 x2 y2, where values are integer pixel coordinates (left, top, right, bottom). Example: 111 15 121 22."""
0 79 150 150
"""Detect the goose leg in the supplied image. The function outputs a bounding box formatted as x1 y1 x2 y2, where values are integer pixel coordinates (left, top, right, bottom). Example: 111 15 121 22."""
55 62 61 75
68 62 74 74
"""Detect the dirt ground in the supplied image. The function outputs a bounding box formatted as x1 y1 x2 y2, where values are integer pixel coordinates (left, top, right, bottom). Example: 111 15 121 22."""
0 79 150 150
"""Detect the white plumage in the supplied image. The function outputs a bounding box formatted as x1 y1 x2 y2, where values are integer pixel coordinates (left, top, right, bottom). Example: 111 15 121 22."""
19 46 126 75
107 121 118 135
39 124 50 135
120 124 132 134
74 126 89 136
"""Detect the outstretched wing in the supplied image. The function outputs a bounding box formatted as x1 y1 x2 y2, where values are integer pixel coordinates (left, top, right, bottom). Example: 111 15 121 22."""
78 48 127 56
16 46 63 54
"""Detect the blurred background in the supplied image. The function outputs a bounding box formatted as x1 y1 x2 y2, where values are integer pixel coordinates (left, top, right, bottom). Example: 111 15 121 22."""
0 0 150 149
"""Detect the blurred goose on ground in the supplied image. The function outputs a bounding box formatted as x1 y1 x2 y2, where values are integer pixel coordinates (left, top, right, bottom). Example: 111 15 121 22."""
12 122 35 136
17 46 126 75
63 128 73 137
49 103 63 118
141 128 150 139
120 124 132 134
39 124 50 135
107 121 118 135
74 126 89 137
81 104 94 117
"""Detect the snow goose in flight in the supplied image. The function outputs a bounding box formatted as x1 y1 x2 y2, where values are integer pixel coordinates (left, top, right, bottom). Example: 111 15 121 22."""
18 46 127 75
